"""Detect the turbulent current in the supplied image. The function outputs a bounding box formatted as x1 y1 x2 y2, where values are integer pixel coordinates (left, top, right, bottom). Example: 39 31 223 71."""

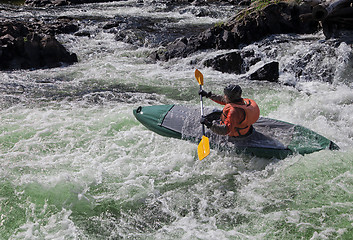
1 1 353 239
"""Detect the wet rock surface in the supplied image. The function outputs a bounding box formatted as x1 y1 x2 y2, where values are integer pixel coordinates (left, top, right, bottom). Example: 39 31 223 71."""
152 2 319 61
24 0 245 7
151 2 319 77
3 0 353 78
0 17 78 70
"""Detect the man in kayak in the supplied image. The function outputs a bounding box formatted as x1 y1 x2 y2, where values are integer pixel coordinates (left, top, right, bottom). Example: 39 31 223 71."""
199 84 260 137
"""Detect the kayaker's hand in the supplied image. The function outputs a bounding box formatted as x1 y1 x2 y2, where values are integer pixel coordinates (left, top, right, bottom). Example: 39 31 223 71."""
199 90 212 98
200 116 213 128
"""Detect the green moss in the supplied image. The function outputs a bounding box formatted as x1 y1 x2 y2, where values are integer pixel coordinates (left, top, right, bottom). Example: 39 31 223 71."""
235 0 302 22
214 21 225 28
0 0 25 5
252 0 280 10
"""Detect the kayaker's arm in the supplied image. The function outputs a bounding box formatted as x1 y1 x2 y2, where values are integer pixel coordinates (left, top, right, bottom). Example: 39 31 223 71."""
199 90 226 105
200 117 229 135
209 94 227 105
210 122 229 135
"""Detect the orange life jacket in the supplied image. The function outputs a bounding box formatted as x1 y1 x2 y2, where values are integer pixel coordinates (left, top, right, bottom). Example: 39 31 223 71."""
221 98 260 137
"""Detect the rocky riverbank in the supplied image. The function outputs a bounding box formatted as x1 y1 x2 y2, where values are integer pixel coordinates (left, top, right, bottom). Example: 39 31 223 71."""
2 0 353 79
149 0 352 82
0 17 78 70
24 0 246 7
149 1 319 82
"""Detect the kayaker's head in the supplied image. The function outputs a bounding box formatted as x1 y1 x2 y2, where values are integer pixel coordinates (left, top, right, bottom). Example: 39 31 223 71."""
224 84 242 103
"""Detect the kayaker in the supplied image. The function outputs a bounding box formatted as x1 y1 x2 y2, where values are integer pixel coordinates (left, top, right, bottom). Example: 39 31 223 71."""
199 84 260 137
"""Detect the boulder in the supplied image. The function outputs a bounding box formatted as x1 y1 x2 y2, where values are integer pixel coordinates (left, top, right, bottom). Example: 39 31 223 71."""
203 49 261 73
151 2 319 61
40 35 78 68
0 19 78 70
203 51 243 73
249 61 279 82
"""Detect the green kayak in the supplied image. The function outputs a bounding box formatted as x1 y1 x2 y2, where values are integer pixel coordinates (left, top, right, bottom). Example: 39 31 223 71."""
133 104 339 159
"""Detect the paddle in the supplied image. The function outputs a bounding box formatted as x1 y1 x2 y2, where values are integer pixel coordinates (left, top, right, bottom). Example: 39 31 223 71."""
195 69 210 160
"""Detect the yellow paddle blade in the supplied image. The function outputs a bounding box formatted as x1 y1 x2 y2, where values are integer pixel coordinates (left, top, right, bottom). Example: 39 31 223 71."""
197 135 210 160
195 69 204 86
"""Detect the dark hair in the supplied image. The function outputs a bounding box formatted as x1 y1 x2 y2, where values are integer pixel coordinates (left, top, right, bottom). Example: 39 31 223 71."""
224 84 242 102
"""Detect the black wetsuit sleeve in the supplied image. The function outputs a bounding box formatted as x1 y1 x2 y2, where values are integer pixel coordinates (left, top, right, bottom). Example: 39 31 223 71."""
209 94 227 105
210 122 228 135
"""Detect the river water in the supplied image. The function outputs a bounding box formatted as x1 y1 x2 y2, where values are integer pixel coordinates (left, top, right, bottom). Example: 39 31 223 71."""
1 1 353 239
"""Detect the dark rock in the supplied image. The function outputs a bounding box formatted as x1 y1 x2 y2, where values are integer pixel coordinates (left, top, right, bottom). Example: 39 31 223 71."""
74 30 91 37
151 2 319 61
104 14 213 48
52 17 80 34
25 0 119 7
249 61 279 82
28 17 79 35
40 35 78 68
115 29 146 46
163 37 192 60
24 0 241 8
204 51 243 73
227 2 319 42
238 0 251 6
0 19 78 70
202 49 262 74
321 6 353 39
23 33 42 68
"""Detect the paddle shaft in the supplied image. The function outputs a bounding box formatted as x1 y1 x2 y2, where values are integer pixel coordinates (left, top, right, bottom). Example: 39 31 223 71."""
199 85 206 136
195 69 210 160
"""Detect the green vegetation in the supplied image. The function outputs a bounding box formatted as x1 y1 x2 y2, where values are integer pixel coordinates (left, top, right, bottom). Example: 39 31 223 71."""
251 0 302 10
214 21 225 28
235 0 301 21
0 0 25 5
235 0 279 21
251 0 281 10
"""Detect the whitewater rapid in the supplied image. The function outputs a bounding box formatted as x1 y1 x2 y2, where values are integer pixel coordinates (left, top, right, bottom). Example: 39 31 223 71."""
1 1 353 239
